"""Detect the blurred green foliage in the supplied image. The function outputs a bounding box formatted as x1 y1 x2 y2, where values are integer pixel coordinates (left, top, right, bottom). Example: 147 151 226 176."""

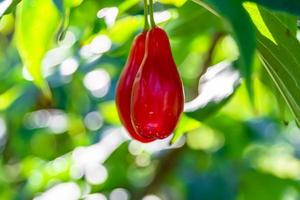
0 0 300 199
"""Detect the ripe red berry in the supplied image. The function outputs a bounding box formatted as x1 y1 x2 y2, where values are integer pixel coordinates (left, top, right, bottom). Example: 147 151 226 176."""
131 27 184 139
116 31 155 143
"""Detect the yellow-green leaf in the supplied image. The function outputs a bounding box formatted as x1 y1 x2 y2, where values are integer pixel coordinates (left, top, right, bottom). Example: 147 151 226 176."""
171 114 201 144
99 101 121 125
243 2 276 44
15 0 60 97
158 0 187 7
0 86 23 111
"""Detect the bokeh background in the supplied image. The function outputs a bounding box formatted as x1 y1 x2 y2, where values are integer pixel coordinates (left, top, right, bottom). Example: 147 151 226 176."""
1 0 300 199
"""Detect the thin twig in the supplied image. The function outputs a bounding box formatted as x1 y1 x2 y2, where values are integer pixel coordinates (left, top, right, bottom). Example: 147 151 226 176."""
198 32 226 79
134 146 185 199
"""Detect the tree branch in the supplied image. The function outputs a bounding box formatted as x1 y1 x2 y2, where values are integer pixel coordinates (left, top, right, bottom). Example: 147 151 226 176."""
198 32 226 79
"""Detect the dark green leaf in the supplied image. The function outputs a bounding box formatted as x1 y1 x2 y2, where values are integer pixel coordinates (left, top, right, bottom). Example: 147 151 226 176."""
245 3 300 125
166 1 222 38
192 0 256 98
246 0 300 16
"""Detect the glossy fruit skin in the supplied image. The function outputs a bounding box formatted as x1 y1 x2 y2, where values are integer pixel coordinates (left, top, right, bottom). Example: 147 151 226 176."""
131 27 184 139
116 31 155 143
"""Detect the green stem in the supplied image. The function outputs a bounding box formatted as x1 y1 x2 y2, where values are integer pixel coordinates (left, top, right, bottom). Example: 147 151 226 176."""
149 0 156 27
143 0 149 30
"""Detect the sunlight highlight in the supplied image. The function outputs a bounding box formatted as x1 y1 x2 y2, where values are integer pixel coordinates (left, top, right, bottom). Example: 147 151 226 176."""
24 109 68 134
97 7 119 27
154 11 172 24
34 182 81 200
84 111 103 131
85 193 107 200
184 61 240 112
80 35 112 59
59 57 79 76
0 0 12 16
85 164 108 185
110 188 130 200
83 69 111 98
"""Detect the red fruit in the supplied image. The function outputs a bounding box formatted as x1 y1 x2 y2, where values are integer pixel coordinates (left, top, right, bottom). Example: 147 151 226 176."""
116 31 155 143
131 27 184 139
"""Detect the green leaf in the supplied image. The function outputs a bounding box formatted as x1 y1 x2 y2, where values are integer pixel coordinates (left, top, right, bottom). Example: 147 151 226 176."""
15 0 61 98
240 170 299 200
166 1 222 38
245 3 300 125
246 0 300 16
192 0 256 98
260 67 293 123
185 61 240 121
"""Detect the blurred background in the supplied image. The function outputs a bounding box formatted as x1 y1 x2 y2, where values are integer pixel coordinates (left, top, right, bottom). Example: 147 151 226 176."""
1 0 300 199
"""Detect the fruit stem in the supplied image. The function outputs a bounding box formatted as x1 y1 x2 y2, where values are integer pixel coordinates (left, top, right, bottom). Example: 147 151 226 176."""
143 0 149 30
149 0 156 27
